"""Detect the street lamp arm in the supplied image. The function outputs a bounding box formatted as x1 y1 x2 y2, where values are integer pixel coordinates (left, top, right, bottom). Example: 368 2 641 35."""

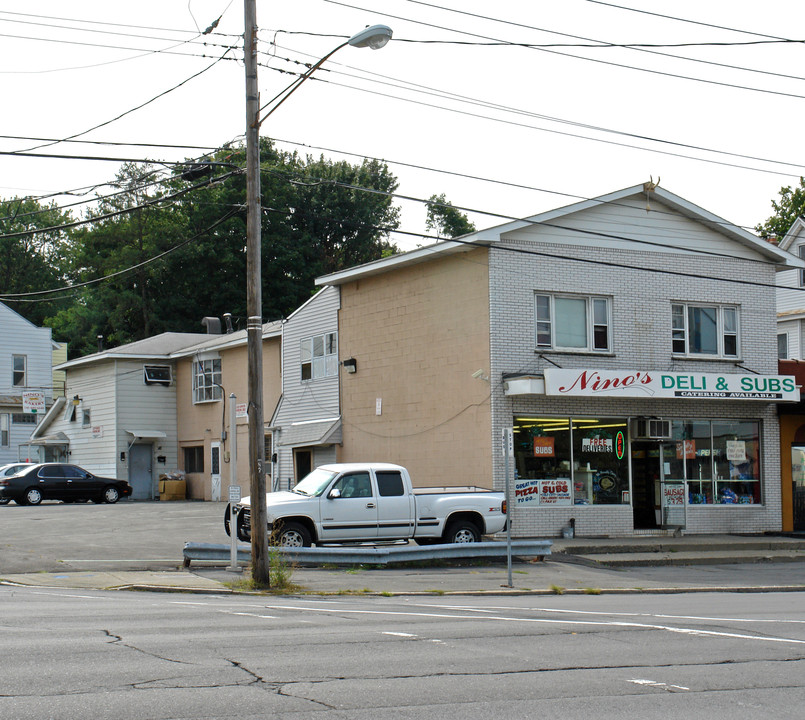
257 41 348 126
257 24 392 127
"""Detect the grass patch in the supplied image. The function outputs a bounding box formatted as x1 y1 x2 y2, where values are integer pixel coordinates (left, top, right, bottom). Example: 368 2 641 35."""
550 584 565 595
583 587 601 595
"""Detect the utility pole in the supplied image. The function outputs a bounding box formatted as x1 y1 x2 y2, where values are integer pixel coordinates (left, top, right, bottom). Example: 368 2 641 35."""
243 0 269 586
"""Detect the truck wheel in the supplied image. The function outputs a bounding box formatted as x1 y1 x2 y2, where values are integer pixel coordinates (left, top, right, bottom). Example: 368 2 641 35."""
444 520 480 544
272 522 312 548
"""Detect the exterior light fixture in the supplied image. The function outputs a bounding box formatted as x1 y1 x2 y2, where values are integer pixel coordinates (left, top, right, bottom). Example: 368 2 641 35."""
343 358 358 374
347 24 393 50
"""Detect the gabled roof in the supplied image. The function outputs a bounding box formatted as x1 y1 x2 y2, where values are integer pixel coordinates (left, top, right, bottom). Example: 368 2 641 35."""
170 320 282 359
778 216 805 253
317 184 803 286
55 332 214 371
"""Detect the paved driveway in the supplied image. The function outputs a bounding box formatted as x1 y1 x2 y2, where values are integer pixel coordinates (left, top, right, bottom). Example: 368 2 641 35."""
0 500 228 573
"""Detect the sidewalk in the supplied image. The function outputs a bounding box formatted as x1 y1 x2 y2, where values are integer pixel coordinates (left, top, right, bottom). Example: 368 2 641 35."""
3 537 805 595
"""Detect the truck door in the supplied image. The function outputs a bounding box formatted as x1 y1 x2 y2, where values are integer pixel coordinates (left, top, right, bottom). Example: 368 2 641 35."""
319 471 379 541
375 469 415 539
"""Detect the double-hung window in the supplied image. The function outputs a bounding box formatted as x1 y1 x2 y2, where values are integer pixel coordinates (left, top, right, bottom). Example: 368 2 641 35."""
193 358 222 403
672 303 738 358
12 355 26 387
300 333 338 380
535 294 611 352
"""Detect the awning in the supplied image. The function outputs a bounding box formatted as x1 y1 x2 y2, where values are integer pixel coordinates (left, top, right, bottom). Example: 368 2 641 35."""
278 417 342 448
126 429 168 439
30 431 70 446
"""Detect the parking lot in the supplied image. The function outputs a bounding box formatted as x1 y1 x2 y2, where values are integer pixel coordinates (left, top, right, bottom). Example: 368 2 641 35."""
0 500 227 574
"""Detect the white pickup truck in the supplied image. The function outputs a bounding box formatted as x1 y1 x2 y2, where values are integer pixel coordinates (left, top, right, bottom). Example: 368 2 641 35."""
224 462 507 547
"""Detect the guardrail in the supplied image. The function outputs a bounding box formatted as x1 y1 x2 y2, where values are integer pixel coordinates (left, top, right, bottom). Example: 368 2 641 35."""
183 540 552 567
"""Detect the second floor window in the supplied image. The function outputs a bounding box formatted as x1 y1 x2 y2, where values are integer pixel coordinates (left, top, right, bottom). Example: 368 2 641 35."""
778 333 789 360
672 303 738 358
193 358 222 403
12 355 26 387
535 294 611 352
300 332 338 380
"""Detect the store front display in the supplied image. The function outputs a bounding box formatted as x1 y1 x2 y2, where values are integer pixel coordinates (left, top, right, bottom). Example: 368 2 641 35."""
512 414 763 530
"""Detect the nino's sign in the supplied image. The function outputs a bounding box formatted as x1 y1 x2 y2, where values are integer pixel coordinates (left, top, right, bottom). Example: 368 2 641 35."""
544 369 800 402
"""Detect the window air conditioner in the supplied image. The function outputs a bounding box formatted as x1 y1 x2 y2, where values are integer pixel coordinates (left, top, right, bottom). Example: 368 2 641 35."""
632 418 671 440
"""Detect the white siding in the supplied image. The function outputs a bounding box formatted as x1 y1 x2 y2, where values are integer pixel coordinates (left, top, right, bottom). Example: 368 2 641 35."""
273 286 341 485
0 302 55 465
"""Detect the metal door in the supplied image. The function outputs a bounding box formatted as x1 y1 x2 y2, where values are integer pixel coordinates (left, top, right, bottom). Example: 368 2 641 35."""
210 442 222 501
318 471 378 541
128 444 153 500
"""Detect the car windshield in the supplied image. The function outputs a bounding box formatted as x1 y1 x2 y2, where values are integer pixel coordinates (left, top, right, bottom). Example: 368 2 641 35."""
292 468 338 497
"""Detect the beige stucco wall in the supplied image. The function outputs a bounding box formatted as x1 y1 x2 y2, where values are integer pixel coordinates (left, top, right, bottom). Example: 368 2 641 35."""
336 248 493 487
176 337 281 500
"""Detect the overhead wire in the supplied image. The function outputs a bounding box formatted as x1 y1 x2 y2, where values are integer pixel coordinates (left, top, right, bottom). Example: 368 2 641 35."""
322 0 805 100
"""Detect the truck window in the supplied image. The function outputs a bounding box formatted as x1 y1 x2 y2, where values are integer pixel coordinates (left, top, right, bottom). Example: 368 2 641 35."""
333 472 372 498
376 471 404 497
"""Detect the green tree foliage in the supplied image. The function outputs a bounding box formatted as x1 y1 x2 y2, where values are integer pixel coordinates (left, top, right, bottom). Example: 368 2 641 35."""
50 141 400 354
0 197 72 326
425 193 476 239
756 177 805 240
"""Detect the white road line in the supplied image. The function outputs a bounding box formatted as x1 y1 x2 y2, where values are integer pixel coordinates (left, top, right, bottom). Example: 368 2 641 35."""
381 632 417 637
258 604 805 646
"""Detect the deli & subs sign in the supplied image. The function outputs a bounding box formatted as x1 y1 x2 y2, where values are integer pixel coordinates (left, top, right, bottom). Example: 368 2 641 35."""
544 369 800 402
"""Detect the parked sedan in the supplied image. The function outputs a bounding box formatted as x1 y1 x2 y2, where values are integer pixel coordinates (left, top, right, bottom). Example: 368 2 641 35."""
0 463 36 504
0 463 132 506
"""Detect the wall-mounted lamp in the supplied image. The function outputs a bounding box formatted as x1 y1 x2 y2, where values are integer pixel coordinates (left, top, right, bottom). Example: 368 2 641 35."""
120 451 126 461
471 368 490 382
343 358 357 374
72 394 81 406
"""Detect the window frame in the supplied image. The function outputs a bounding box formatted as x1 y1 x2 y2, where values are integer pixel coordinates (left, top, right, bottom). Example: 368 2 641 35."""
144 365 172 386
799 245 805 287
778 333 789 360
300 332 338 381
183 446 204 473
12 355 26 387
535 293 612 353
193 358 222 404
671 302 740 359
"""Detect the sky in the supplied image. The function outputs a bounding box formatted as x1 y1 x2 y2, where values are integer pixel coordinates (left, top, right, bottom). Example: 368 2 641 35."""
1 0 805 252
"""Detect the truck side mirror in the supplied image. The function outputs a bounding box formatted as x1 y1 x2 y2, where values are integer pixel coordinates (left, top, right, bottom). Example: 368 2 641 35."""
328 488 341 499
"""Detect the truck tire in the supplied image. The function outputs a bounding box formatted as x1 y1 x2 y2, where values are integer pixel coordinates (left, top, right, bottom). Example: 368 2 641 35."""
272 521 312 548
443 520 481 544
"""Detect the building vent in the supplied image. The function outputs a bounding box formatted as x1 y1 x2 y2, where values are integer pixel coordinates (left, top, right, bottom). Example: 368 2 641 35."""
631 417 672 440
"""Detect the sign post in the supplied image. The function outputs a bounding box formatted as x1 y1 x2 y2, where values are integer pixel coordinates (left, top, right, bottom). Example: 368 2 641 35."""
502 427 514 588
227 393 242 573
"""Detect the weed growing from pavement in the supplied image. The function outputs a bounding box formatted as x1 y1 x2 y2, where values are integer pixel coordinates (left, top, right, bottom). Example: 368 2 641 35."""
584 587 601 595
550 584 565 595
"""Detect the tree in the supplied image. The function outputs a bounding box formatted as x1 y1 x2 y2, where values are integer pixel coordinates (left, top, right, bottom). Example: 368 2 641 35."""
0 196 73 327
425 193 476 239
50 140 402 355
756 177 805 240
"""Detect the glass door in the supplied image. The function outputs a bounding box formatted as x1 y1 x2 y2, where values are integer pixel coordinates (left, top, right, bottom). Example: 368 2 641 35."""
792 446 805 532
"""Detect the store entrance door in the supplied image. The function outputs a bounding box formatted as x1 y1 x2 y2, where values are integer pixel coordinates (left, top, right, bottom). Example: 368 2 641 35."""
792 446 805 532
631 441 661 529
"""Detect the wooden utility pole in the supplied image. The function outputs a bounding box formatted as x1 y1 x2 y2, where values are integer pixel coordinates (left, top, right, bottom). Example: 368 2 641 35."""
243 0 269 586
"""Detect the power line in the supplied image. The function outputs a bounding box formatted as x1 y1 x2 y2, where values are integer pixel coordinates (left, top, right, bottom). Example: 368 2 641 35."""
263 43 805 175
323 0 805 101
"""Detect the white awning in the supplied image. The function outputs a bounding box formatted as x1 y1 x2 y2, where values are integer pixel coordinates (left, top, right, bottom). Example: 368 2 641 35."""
30 431 70 446
126 429 167 439
277 418 342 448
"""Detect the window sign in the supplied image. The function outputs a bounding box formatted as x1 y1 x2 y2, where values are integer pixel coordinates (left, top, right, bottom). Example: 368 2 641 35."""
533 436 555 457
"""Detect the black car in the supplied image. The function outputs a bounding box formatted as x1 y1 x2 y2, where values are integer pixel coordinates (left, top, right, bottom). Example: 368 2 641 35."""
0 463 132 506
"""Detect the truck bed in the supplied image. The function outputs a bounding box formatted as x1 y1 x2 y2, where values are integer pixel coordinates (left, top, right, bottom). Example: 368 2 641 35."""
413 486 496 495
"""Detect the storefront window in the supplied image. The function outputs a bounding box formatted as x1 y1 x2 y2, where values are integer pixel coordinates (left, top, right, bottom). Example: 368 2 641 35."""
670 420 761 505
513 417 629 506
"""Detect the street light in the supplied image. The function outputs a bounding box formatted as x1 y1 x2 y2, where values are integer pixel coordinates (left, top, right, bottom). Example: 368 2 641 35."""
243 1 392 586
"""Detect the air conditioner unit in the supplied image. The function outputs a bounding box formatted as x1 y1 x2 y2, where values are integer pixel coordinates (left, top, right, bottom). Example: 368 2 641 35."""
631 418 671 440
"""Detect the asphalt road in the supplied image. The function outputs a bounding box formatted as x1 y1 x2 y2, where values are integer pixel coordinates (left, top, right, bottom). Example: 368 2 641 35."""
2 585 804 719
0 499 227 573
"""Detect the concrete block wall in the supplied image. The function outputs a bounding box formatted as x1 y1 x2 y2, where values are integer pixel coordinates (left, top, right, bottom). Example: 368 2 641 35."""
488 235 783 537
